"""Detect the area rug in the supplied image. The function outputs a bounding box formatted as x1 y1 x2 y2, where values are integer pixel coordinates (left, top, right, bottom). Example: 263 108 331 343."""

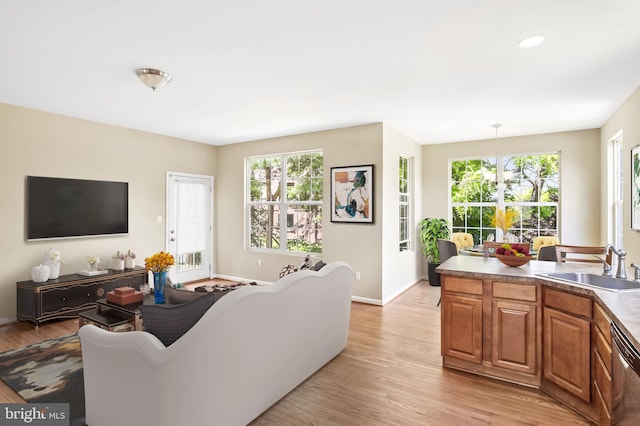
0 333 85 426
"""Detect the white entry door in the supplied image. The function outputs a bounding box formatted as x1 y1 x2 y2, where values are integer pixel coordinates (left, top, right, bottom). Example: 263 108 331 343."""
166 172 214 284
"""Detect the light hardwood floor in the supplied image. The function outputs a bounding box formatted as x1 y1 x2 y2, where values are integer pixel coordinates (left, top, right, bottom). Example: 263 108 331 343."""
0 281 589 424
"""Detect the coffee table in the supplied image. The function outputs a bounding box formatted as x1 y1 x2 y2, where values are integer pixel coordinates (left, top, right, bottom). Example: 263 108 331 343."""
78 308 134 332
96 294 156 331
79 293 155 331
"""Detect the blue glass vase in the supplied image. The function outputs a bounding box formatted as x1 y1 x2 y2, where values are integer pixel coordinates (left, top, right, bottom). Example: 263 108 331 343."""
153 271 166 304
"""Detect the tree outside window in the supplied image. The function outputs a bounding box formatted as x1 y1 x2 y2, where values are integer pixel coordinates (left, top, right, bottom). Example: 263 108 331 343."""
450 153 559 244
247 151 323 253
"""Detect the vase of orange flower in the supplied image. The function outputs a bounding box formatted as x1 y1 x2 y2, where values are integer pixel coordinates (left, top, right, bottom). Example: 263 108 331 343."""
491 208 518 242
145 251 175 304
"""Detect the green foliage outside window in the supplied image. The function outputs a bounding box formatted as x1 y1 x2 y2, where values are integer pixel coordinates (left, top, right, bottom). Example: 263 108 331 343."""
450 153 559 244
248 151 323 253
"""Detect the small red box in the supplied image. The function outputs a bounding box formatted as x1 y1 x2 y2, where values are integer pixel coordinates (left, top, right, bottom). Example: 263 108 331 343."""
107 289 143 305
114 287 135 295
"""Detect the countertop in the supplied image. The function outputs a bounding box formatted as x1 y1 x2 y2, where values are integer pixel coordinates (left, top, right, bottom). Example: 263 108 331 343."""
437 256 640 349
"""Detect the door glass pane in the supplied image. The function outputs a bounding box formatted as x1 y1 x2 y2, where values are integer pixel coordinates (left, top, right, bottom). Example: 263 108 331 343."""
176 180 208 255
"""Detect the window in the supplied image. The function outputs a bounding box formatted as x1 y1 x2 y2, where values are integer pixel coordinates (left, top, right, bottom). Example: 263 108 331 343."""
399 155 412 252
450 153 559 244
611 132 624 248
246 150 323 253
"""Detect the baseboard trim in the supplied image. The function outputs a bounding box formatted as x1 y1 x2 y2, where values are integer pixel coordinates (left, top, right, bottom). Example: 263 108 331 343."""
214 273 273 286
351 296 383 306
0 316 17 326
382 279 421 305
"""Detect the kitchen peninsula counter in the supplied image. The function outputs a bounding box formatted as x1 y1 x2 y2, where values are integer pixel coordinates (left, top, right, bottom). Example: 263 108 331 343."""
438 255 640 424
437 255 640 349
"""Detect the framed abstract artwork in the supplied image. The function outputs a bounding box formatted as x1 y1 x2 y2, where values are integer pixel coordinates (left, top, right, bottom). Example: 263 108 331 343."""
632 145 640 230
330 164 374 223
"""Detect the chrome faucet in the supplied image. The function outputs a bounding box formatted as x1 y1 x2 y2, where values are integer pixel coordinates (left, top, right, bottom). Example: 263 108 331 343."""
605 244 627 280
631 263 640 282
594 254 612 277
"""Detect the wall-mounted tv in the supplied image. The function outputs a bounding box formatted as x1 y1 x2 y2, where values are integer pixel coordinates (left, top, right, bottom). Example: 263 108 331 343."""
27 176 129 241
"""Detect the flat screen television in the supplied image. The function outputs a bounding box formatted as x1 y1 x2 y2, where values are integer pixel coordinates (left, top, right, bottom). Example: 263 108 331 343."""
27 176 129 241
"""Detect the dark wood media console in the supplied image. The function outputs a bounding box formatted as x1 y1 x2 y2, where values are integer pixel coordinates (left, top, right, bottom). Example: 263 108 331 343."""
17 267 146 328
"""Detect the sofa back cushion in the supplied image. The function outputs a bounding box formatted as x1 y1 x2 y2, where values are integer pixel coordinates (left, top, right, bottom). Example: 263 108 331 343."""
139 294 215 346
164 285 211 305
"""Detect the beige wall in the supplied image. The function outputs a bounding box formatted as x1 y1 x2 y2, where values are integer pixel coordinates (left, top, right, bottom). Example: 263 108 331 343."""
421 129 602 275
2 92 629 320
0 103 217 323
215 123 384 301
381 124 423 302
601 85 640 262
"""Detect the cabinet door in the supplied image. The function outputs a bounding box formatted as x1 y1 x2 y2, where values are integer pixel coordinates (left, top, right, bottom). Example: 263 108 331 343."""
442 294 482 364
543 307 591 402
41 282 98 314
492 300 536 374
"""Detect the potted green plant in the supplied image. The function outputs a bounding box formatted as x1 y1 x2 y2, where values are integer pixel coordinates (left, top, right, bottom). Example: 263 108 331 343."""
419 217 451 286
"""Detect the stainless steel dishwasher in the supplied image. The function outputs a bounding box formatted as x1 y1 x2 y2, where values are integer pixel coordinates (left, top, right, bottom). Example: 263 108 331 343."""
611 321 640 423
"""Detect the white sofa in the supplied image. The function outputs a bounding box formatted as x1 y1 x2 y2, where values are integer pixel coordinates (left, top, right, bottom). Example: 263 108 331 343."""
79 261 353 426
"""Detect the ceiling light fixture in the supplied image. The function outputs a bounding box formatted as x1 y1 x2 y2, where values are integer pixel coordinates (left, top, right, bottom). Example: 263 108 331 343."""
135 68 173 91
518 35 544 48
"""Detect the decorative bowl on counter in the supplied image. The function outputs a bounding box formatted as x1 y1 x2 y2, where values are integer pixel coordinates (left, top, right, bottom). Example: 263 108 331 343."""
495 254 532 267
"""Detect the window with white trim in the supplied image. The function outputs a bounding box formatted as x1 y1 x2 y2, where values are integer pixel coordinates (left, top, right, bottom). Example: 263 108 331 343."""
611 133 623 248
399 155 412 252
246 150 323 253
450 153 559 244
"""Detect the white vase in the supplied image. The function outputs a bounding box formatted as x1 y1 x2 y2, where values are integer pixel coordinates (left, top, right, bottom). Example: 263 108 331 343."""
31 264 50 283
45 260 61 279
112 256 125 271
125 250 136 269
43 248 62 279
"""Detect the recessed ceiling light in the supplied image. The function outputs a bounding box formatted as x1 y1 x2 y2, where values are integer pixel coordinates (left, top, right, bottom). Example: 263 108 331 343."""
518 35 544 48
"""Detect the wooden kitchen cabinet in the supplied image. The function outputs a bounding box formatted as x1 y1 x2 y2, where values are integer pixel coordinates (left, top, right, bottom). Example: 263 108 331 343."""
491 281 539 376
441 276 483 364
441 276 541 385
592 303 614 425
543 288 592 407
437 258 632 425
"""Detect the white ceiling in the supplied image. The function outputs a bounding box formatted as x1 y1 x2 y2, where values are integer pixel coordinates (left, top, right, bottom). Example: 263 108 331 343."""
2 0 640 146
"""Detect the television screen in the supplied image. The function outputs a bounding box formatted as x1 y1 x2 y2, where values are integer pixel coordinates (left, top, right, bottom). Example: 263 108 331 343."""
27 176 129 240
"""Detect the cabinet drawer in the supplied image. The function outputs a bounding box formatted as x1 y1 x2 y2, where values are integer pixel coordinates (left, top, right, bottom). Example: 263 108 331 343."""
593 303 611 342
493 281 537 302
442 276 482 295
544 288 591 319
41 283 98 314
593 379 612 425
594 326 612 374
593 348 612 410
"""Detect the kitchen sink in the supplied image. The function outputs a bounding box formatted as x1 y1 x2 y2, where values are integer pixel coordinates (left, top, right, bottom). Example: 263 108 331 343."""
537 272 640 292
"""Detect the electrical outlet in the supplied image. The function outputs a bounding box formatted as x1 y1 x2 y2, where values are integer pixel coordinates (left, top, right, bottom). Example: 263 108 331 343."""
157 216 162 223
257 260 263 267
355 272 361 280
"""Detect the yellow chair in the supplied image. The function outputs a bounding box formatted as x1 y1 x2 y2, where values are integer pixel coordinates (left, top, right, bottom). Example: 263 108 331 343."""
532 236 560 251
451 232 474 250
